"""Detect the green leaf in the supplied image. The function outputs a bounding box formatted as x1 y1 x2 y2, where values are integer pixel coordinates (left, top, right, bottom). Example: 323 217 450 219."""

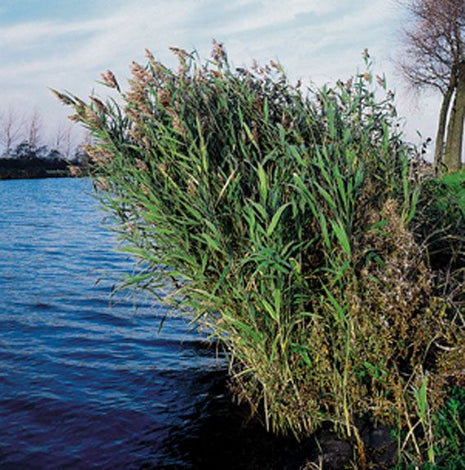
257 164 268 202
319 214 331 249
330 219 351 256
273 288 282 318
322 284 347 323
264 97 269 124
314 182 337 211
267 203 290 237
262 297 279 322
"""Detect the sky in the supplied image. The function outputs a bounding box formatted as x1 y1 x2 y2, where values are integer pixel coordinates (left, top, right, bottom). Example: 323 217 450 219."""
0 0 442 156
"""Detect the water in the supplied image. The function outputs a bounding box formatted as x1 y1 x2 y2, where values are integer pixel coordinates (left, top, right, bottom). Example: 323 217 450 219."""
0 178 231 469
0 178 314 470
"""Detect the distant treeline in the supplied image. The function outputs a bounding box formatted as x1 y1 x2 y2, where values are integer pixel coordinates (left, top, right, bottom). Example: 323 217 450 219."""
0 140 89 180
0 107 89 179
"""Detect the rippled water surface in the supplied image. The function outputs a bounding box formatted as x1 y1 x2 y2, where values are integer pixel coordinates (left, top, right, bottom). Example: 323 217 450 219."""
0 178 236 469
0 178 317 470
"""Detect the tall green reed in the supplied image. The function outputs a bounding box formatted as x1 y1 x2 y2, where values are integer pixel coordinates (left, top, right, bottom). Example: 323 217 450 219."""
55 42 464 467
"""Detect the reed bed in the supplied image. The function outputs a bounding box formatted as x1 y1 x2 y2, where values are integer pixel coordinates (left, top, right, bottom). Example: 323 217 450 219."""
55 43 464 467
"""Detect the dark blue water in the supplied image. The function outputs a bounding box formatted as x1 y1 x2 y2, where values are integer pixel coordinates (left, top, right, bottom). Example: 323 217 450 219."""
0 178 232 469
0 178 312 470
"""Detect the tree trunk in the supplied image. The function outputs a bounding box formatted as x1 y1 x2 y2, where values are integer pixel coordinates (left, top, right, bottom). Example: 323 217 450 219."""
434 74 456 173
444 61 465 173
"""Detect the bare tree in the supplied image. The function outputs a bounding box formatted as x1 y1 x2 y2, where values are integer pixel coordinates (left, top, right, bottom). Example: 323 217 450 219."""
398 0 465 172
0 107 23 155
54 121 75 160
26 109 43 150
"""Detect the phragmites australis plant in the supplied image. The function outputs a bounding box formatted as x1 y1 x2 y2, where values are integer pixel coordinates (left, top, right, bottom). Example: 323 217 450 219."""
55 42 464 467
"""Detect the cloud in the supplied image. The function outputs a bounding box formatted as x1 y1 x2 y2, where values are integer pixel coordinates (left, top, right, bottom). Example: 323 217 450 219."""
0 0 440 149
0 2 195 99
0 19 101 47
216 0 320 35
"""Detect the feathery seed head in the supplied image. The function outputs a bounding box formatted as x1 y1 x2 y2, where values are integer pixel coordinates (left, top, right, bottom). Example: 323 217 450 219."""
100 70 119 90
52 90 76 107
144 48 156 65
89 96 107 114
211 39 227 64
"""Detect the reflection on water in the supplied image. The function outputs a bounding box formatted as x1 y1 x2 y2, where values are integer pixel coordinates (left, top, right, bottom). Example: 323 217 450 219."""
0 178 218 468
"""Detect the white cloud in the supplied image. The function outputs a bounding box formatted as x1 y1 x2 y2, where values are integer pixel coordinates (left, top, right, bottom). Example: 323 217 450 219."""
218 0 318 35
0 2 196 100
0 0 441 151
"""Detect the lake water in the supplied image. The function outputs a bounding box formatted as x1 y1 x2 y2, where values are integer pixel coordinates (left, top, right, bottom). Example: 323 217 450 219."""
0 177 223 469
0 178 312 470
